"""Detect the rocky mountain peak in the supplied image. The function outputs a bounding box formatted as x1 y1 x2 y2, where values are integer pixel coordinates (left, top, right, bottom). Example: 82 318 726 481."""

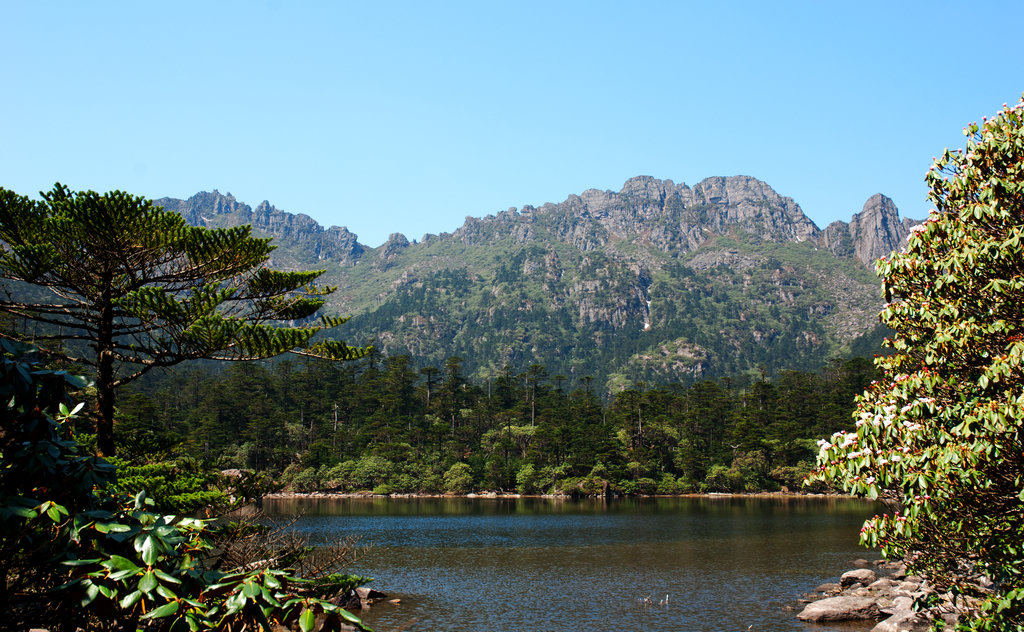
373 232 410 271
823 193 913 265
691 176 820 243
618 175 677 201
154 191 365 266
156 190 248 226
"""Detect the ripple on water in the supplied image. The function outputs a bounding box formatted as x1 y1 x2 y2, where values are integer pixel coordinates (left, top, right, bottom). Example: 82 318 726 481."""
265 496 876 632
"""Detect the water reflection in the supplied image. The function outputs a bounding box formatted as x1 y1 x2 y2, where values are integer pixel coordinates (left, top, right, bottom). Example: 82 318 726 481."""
265 496 875 632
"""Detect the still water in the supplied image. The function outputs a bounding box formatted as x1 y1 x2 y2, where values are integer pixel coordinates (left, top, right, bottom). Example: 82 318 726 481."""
264 496 876 632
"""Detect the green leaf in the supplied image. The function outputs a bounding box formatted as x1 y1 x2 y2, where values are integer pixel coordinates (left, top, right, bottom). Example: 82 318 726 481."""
138 570 158 594
153 568 181 584
82 581 100 606
263 573 282 589
4 506 36 519
259 585 282 607
141 600 180 619
45 503 66 522
224 591 246 613
299 608 316 632
106 555 141 573
63 558 102 567
109 568 141 582
337 607 371 629
138 534 160 565
120 590 144 609
242 580 260 598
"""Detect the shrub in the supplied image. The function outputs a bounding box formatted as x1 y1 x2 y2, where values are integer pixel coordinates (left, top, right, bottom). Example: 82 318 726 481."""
811 96 1024 628
442 462 474 494
0 342 371 631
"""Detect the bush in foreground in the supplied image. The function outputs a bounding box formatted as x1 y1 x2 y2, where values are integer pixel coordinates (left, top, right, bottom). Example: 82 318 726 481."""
0 341 370 631
811 97 1024 629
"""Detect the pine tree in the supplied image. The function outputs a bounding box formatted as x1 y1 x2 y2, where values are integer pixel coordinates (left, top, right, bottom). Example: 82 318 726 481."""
0 184 366 455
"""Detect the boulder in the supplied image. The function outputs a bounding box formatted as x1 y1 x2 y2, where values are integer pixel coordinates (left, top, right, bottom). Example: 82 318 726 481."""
814 582 842 594
797 596 883 622
841 568 878 588
895 579 923 594
880 596 914 615
871 609 934 632
330 590 362 610
356 586 389 603
868 578 900 592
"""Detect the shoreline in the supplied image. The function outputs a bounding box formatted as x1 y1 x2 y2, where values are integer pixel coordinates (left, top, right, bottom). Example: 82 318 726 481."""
264 490 851 501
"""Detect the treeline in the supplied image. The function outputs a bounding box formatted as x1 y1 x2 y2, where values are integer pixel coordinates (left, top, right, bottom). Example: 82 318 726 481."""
118 355 877 495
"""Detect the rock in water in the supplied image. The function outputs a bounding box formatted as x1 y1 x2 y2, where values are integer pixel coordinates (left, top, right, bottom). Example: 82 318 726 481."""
797 596 882 622
840 568 878 588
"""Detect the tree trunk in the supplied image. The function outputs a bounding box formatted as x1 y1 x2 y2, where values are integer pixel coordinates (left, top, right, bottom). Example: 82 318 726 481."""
95 348 116 457
95 278 116 457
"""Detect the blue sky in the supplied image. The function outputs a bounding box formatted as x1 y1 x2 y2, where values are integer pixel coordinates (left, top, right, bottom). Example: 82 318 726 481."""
3 2 1022 247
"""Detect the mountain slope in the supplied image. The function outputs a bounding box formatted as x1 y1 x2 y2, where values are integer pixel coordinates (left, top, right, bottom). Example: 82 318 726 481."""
155 175 914 389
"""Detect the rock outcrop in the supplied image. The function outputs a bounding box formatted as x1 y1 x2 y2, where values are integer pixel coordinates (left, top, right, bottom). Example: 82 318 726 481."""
823 193 916 265
155 190 365 266
374 233 410 271
797 595 883 622
797 561 977 630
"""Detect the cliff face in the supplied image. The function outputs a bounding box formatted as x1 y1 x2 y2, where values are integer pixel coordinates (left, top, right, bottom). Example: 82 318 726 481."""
157 176 915 388
515 175 821 255
822 193 914 265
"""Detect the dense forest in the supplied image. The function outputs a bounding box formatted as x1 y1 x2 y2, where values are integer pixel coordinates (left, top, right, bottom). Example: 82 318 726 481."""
116 353 878 496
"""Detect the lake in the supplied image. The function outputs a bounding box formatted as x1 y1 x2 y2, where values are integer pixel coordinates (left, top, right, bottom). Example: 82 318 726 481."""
264 495 877 632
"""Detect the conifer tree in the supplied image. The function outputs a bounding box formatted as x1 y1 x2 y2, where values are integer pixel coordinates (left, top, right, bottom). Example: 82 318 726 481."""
0 184 366 455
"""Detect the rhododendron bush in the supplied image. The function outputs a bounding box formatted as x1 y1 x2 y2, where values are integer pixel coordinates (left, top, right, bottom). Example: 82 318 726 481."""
811 96 1024 630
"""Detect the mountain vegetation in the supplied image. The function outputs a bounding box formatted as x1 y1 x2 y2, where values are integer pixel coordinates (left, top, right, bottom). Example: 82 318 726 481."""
156 176 915 390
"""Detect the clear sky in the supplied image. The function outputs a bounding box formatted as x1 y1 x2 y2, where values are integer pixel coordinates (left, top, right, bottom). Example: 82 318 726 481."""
3 2 1022 247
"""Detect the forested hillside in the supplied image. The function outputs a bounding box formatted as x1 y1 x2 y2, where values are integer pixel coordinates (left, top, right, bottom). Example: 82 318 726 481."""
156 176 915 389
120 354 877 495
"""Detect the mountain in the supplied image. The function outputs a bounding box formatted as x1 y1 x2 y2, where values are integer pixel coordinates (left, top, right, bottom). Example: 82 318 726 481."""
155 175 914 390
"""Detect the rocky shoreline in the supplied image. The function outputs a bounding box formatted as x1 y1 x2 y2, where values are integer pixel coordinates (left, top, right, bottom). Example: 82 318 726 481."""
796 559 986 630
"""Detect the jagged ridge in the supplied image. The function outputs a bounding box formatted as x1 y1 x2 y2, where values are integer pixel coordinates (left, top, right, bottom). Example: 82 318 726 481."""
155 176 915 389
